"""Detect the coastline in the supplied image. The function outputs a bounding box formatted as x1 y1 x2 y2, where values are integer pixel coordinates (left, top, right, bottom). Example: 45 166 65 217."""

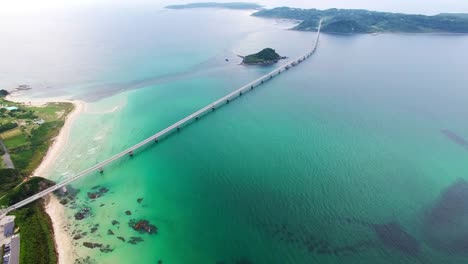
5 94 85 264
44 195 77 264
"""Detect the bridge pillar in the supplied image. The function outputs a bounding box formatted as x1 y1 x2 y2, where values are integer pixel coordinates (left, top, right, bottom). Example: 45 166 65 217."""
99 167 104 174
261 80 264 84
177 127 180 131
212 107 215 111
251 85 254 90
239 92 242 96
195 116 199 120
155 138 159 143
129 151 134 157
270 75 273 79
226 99 230 104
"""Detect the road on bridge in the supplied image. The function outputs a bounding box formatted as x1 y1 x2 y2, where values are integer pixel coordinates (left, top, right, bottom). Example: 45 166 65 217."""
0 20 322 217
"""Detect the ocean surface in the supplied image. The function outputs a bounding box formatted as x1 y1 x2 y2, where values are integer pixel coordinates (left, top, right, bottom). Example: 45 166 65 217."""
2 6 468 264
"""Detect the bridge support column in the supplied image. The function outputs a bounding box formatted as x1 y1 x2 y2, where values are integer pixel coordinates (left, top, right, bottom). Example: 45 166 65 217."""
251 85 254 90
212 107 215 111
226 99 230 104
239 92 242 96
177 127 180 131
155 138 159 143
129 151 134 157
195 116 199 120
99 167 104 174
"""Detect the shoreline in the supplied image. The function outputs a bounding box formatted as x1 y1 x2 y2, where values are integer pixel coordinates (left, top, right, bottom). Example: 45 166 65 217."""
5 94 85 177
44 195 77 264
5 94 85 264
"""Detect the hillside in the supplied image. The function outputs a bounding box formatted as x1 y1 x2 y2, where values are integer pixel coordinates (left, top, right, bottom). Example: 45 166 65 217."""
242 48 284 65
252 7 468 33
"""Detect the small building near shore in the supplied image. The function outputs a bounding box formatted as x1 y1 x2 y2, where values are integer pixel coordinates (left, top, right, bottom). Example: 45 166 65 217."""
0 215 15 237
0 105 19 111
33 118 45 125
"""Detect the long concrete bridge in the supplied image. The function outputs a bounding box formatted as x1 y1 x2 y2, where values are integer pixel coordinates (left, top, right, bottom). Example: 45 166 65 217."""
0 20 322 216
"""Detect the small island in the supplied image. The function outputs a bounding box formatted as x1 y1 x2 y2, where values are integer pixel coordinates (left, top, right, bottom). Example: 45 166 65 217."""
240 48 285 65
166 2 263 10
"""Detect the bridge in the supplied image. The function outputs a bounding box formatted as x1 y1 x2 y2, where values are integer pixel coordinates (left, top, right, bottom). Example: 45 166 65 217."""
0 20 322 216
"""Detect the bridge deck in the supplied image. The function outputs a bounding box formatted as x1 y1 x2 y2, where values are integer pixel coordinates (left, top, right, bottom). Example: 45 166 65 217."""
1 20 322 216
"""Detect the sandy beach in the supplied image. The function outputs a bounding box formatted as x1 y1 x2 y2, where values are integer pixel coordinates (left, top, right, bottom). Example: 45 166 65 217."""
44 195 77 264
6 94 85 264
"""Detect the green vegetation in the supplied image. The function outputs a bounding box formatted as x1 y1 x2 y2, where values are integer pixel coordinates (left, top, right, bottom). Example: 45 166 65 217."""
166 2 262 10
0 169 24 197
0 171 57 264
0 98 72 264
11 201 57 264
252 7 468 33
0 123 18 133
0 98 73 175
0 90 8 97
0 176 55 206
242 48 284 65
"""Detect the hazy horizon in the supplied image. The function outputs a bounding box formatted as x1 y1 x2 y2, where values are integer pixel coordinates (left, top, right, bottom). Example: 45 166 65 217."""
1 0 468 15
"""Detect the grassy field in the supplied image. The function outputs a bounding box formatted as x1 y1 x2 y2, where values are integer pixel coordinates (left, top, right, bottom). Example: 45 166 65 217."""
0 97 73 264
0 98 74 175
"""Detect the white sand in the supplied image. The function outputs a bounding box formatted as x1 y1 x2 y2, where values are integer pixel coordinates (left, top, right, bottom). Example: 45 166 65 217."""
6 94 85 264
5 94 85 177
44 195 77 264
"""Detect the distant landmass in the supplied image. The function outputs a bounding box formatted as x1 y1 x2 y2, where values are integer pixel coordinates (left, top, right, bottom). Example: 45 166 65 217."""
240 48 285 65
166 2 263 10
252 7 468 33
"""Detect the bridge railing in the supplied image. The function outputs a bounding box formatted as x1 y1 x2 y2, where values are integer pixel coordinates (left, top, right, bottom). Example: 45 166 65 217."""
3 20 322 215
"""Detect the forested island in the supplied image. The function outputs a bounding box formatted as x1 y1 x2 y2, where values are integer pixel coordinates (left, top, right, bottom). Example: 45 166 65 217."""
253 7 468 33
240 48 285 65
166 2 262 10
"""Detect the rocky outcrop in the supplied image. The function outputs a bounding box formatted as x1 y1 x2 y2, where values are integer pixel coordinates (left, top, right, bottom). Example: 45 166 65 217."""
129 219 158 234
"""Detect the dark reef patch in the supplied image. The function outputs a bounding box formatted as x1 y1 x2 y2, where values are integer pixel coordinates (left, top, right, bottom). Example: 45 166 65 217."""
372 222 420 256
128 236 144 245
442 129 468 150
129 219 158 234
423 179 468 255
74 207 91 220
87 187 109 199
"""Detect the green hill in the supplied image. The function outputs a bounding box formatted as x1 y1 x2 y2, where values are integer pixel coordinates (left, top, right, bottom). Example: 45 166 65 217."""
242 48 284 65
253 7 468 33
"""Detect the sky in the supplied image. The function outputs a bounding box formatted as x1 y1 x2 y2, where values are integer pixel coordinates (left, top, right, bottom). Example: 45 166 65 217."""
0 0 468 15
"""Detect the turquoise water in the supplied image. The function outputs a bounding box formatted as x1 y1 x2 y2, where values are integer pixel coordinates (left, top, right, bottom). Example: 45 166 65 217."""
3 6 468 264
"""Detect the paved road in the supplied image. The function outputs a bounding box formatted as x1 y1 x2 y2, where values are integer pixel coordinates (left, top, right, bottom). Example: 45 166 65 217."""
9 234 20 264
0 140 14 169
0 20 322 217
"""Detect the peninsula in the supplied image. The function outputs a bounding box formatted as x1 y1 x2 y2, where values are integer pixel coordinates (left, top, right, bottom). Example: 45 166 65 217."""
166 2 263 10
241 48 285 65
253 7 468 33
0 93 80 264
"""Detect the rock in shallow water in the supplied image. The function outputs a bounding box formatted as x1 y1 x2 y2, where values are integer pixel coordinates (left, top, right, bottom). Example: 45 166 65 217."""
129 219 158 234
128 236 144 245
83 242 102 249
74 207 91 220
